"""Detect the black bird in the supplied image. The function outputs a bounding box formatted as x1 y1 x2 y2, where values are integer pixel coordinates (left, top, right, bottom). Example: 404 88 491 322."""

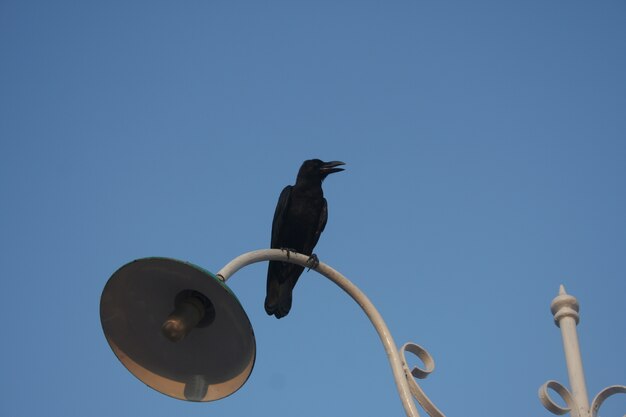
265 159 345 319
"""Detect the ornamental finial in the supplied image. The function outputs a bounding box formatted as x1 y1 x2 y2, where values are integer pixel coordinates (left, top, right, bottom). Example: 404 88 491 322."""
551 284 580 326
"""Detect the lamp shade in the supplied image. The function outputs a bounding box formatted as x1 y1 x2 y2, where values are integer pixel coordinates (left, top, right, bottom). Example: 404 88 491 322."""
100 257 255 401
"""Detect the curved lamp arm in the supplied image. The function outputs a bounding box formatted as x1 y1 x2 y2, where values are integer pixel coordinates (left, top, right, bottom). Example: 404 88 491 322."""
217 249 444 417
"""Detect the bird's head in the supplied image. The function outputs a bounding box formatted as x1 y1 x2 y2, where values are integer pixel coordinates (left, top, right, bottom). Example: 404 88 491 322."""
298 159 346 182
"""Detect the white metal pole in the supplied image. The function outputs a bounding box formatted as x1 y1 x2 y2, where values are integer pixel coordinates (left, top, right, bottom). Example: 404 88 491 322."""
540 286 625 417
216 249 420 417
550 285 590 417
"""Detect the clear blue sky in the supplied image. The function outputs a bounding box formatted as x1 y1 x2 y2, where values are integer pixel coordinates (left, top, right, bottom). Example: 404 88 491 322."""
1 1 625 416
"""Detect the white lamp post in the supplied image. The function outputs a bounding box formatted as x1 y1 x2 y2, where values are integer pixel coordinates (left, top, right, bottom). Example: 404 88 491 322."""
101 249 444 416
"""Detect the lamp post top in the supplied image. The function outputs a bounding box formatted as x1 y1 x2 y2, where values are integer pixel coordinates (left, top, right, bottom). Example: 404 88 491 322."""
551 284 580 326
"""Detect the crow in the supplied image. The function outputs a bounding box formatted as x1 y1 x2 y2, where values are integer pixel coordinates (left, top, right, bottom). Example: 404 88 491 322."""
264 159 345 319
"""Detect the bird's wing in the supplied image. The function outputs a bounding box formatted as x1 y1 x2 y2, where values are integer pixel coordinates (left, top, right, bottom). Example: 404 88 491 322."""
270 185 292 248
308 197 328 252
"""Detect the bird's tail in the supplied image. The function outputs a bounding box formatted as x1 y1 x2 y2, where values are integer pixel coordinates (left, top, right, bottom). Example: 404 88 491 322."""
264 284 293 319
265 261 302 318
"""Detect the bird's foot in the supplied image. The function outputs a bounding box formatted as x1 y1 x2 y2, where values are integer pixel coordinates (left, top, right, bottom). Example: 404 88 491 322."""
306 253 319 271
280 248 298 259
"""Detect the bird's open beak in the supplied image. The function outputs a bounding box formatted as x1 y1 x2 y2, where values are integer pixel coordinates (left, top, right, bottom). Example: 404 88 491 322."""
319 161 346 175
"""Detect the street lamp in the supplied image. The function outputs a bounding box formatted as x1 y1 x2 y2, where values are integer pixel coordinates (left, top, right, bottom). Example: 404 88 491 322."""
100 257 255 401
100 249 440 416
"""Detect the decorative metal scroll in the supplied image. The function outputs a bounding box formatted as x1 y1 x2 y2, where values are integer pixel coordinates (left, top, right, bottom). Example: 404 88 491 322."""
590 385 626 417
539 380 580 417
399 342 447 417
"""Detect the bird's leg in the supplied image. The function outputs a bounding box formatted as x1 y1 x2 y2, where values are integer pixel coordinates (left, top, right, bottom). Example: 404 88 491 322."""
306 253 319 271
